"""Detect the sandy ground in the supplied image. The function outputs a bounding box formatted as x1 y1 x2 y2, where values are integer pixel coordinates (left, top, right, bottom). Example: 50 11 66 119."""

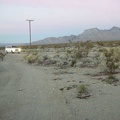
0 54 120 120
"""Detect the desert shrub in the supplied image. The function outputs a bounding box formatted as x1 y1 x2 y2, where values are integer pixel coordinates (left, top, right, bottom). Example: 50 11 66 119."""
105 74 119 84
76 84 91 99
105 79 113 84
77 84 88 94
84 41 94 56
0 53 5 61
55 49 60 53
70 59 76 67
99 48 106 52
67 42 83 59
107 74 115 79
32 52 38 56
24 53 39 64
73 48 83 59
23 53 31 59
35 56 43 64
101 47 120 84
113 47 120 60
85 41 94 49
104 48 119 74
74 52 82 59
75 52 82 59
97 41 104 46
75 42 81 51
66 49 72 54
27 55 38 64
43 55 49 61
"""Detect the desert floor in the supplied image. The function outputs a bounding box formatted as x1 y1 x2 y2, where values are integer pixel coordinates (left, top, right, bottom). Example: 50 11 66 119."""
0 53 120 120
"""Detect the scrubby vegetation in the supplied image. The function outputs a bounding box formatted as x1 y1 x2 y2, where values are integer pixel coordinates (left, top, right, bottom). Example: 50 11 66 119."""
23 41 120 71
23 40 120 87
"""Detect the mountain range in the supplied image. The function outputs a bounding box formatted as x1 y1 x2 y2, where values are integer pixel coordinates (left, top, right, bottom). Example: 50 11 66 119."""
0 26 120 47
32 26 120 45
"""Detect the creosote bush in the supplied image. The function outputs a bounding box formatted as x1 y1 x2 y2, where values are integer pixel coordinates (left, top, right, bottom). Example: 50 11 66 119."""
24 52 39 64
70 59 76 67
103 48 120 84
104 48 119 74
27 55 38 64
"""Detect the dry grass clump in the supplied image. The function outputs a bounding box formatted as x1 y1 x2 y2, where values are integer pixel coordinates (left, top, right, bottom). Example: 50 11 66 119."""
77 84 88 94
77 84 91 99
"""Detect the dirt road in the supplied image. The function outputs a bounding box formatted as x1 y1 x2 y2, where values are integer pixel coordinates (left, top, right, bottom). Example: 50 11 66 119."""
0 54 75 120
1 54 120 120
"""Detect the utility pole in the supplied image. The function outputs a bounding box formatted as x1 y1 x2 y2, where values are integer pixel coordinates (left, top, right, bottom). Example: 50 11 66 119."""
26 19 34 48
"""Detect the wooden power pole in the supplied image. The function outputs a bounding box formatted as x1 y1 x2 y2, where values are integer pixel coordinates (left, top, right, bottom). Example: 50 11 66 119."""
26 19 34 48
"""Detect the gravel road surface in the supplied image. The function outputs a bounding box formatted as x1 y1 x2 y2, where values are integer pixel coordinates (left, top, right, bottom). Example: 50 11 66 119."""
0 54 75 120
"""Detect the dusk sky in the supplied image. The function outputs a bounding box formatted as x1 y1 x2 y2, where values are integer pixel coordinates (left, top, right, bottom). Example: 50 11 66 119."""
0 0 120 43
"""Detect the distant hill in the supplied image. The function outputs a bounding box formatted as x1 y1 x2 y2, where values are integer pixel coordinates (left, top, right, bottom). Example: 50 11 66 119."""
32 26 120 45
0 43 27 47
